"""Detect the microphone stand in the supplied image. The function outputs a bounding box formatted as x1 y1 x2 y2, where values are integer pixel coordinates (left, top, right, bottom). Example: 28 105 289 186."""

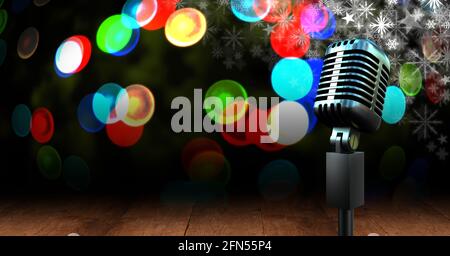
327 127 364 236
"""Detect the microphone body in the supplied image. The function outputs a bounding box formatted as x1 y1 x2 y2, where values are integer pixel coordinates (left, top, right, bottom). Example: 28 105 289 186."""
313 39 390 236
314 39 390 133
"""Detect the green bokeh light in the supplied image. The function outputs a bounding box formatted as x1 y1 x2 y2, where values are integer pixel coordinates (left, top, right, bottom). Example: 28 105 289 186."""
96 14 134 54
204 80 248 124
37 145 62 180
0 9 7 35
399 63 422 96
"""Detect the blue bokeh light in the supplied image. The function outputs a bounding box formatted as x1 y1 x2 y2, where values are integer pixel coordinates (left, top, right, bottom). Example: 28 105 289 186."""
271 58 313 101
258 160 300 201
382 86 406 124
78 93 105 133
93 83 128 124
310 7 336 40
230 0 271 23
11 104 31 137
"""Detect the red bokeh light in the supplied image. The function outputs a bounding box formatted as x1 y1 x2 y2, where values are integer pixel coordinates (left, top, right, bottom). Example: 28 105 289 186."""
425 71 445 105
262 0 292 23
270 14 310 58
181 137 223 170
106 121 144 147
31 107 54 144
72 35 92 73
143 0 178 31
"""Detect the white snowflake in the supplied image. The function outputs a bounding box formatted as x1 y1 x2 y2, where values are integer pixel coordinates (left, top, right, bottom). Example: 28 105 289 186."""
369 12 394 38
250 45 263 58
222 26 244 50
426 19 437 30
409 105 443 140
357 1 376 20
420 0 446 12
212 46 224 59
386 38 400 50
436 147 448 160
412 8 424 22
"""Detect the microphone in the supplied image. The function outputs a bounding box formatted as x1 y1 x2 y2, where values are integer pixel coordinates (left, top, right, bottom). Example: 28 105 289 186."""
314 38 390 133
313 39 391 236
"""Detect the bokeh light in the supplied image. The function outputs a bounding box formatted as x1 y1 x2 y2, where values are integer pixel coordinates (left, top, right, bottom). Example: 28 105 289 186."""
11 0 31 14
422 33 442 63
165 8 207 47
63 156 90 191
262 0 291 23
11 104 32 137
309 6 336 40
221 108 252 147
268 101 309 146
93 83 129 124
55 35 91 77
259 160 300 201
204 80 248 125
382 86 406 125
33 0 51 7
181 137 223 170
399 63 422 96
106 121 144 147
425 71 445 104
246 106 286 151
0 9 7 35
297 98 317 133
298 2 329 34
304 58 323 101
272 58 313 101
187 151 231 186
122 84 156 127
231 0 272 23
31 107 54 144
77 93 105 133
143 0 177 30
0 39 5 66
122 0 158 29
96 14 140 56
17 27 39 59
379 146 406 181
37 145 61 180
270 15 310 57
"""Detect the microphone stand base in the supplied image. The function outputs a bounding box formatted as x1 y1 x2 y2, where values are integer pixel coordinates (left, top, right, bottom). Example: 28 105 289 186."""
326 152 364 236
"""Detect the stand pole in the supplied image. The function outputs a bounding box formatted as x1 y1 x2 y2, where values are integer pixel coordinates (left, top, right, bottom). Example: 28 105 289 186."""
338 209 353 236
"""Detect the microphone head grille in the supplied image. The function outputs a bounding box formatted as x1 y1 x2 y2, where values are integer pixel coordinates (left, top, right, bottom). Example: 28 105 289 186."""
314 39 391 132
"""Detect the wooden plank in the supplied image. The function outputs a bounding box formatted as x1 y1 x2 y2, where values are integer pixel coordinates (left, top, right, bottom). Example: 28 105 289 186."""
185 196 264 236
262 196 336 236
424 198 450 220
106 196 193 236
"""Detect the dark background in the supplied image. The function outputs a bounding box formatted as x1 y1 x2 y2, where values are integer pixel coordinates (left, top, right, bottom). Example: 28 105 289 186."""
0 0 449 201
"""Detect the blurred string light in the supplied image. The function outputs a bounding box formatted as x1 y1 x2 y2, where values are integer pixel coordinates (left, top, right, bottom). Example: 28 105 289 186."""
17 26 39 59
181 137 223 170
63 156 90 191
33 0 51 7
0 39 6 66
143 0 177 31
165 8 207 47
37 145 62 180
0 9 7 35
425 72 445 105
96 14 140 56
382 86 406 125
31 107 54 144
399 63 422 96
262 0 291 23
122 84 155 127
268 101 309 146
11 0 31 14
379 145 406 181
106 120 144 147
77 93 105 133
271 58 313 101
92 83 129 125
54 35 91 77
11 104 32 137
122 0 158 29
258 160 300 201
204 80 248 125
230 0 273 23
182 137 230 186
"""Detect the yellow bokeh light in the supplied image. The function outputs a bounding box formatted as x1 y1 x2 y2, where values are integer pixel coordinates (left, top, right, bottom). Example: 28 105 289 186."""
123 84 155 127
165 8 207 47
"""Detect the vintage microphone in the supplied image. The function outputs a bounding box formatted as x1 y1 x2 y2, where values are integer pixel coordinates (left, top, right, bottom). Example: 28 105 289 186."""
313 39 390 236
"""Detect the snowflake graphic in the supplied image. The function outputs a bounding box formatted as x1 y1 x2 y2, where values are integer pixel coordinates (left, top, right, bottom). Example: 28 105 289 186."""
369 12 394 38
222 26 244 50
420 0 446 12
409 105 443 140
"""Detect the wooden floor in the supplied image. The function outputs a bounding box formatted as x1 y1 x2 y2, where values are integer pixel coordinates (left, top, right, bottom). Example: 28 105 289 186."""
0 195 448 236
